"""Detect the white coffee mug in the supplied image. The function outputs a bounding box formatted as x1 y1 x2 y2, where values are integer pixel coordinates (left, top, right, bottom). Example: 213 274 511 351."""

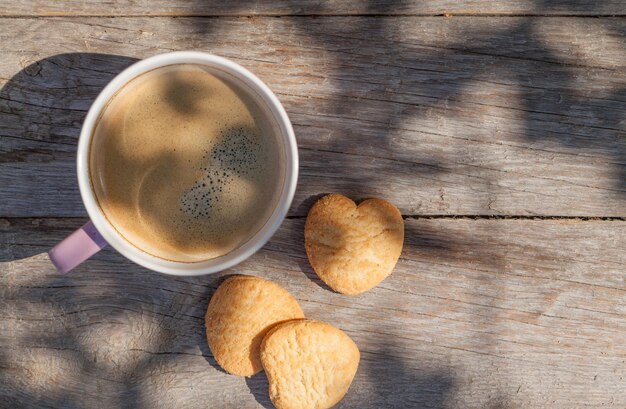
48 51 298 276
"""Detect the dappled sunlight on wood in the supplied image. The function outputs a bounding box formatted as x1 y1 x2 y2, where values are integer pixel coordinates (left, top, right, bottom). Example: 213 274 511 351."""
0 1 625 407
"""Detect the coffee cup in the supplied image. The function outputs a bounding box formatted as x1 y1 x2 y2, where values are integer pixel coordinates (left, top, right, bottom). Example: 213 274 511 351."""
48 51 298 275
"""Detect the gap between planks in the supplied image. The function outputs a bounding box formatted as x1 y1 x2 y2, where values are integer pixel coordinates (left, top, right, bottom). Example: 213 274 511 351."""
0 14 626 18
2 216 625 221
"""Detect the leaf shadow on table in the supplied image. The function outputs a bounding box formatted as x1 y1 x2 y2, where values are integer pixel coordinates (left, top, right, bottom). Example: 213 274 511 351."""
0 246 228 408
186 0 626 213
2 0 625 405
179 1 626 406
348 345 455 409
493 5 626 199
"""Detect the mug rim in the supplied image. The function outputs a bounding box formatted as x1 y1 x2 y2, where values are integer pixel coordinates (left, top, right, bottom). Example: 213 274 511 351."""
76 51 298 276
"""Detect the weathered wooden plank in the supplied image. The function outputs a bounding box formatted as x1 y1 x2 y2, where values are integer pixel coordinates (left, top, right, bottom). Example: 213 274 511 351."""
0 217 624 408
0 1 625 16
1 17 626 217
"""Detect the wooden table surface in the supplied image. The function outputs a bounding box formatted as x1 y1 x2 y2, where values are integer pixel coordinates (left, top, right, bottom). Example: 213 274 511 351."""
1 1 625 408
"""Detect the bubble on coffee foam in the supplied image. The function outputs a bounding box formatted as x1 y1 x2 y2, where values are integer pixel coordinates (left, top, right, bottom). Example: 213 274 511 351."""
178 126 262 221
211 126 261 176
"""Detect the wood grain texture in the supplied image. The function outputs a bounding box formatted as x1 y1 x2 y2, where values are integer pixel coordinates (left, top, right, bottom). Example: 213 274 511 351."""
1 17 626 217
1 11 626 409
0 0 625 16
1 217 624 408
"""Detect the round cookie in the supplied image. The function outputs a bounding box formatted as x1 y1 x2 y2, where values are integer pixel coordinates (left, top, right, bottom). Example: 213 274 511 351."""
304 194 404 295
260 319 360 409
205 275 304 377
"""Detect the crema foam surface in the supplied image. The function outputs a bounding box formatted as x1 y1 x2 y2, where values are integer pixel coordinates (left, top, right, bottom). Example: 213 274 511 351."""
90 64 283 262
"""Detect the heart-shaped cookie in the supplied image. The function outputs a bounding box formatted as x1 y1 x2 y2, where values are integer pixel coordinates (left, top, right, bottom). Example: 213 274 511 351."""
260 319 360 409
305 194 404 295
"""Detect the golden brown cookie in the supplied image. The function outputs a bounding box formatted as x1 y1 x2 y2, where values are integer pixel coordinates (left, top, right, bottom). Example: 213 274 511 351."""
304 194 404 295
205 275 304 377
260 319 360 409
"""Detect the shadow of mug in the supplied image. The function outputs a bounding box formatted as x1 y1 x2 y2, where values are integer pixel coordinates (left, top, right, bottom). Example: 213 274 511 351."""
0 53 139 228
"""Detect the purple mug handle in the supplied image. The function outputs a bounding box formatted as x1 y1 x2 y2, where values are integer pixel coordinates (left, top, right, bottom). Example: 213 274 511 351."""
48 220 108 273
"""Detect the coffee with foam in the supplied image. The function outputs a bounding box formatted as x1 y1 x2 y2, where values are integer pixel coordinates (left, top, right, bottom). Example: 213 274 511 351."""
89 64 284 262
